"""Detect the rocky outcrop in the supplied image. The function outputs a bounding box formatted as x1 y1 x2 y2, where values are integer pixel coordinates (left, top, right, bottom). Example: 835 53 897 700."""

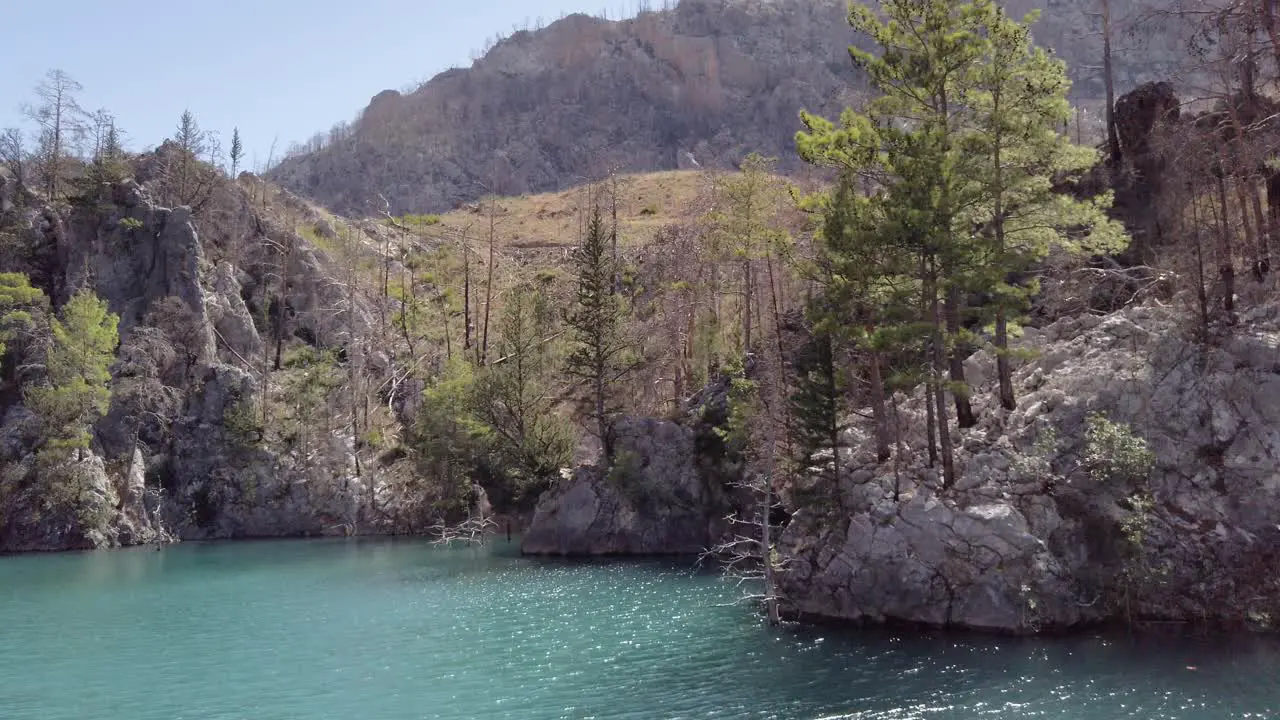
267 0 1173 217
0 447 168 552
1115 80 1180 159
0 165 432 552
521 418 731 555
779 301 1280 633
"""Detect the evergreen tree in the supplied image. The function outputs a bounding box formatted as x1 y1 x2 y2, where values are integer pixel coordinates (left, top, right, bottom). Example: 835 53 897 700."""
0 273 47 360
789 313 848 489
964 4 1128 409
808 175 919 467
800 0 994 487
230 127 244 178
25 289 118 455
174 110 205 156
797 0 1126 487
565 202 630 462
474 278 573 487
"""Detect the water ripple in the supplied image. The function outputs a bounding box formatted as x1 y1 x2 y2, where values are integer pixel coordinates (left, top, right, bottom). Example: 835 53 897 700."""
0 539 1277 719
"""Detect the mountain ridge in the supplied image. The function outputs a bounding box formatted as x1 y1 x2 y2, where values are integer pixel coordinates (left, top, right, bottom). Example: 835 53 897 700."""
267 0 1172 217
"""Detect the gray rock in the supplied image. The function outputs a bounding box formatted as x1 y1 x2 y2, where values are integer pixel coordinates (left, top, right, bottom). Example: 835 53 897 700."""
779 299 1280 633
205 261 264 362
521 418 729 555
0 174 426 553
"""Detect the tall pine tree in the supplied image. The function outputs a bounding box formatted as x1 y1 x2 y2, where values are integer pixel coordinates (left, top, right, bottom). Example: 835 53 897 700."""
565 202 630 463
798 0 1127 488
964 3 1128 410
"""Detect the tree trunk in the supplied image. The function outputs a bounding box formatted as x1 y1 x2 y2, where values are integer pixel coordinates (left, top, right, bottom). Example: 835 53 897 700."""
761 479 780 626
764 250 794 476
944 284 975 429
891 393 905 502
273 290 285 371
1102 0 1121 166
1215 168 1237 318
919 255 938 468
928 261 956 489
463 230 473 353
1268 170 1280 273
1189 188 1210 341
995 307 1016 410
481 196 496 365
868 350 891 462
611 174 621 294
1261 0 1280 78
597 350 611 463
1249 181 1271 278
742 259 752 355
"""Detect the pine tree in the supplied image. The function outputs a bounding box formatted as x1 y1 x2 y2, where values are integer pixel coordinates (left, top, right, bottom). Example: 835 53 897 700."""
0 273 47 359
798 1 1131 487
800 0 999 488
965 4 1128 410
565 202 630 463
807 176 917 467
230 127 244 178
25 289 119 456
474 278 573 486
789 313 847 490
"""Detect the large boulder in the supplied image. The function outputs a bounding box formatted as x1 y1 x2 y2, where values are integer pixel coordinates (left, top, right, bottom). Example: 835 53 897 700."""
784 495 1083 632
521 418 730 555
1115 80 1180 159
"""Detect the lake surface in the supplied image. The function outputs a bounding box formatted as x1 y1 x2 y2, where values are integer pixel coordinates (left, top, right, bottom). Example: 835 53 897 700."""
1 538 1277 720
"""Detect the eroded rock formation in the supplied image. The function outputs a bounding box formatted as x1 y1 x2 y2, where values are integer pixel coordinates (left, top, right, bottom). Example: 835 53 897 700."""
0 153 432 552
779 302 1280 633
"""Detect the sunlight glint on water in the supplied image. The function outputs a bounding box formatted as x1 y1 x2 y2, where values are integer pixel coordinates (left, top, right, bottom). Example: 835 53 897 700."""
0 538 1277 719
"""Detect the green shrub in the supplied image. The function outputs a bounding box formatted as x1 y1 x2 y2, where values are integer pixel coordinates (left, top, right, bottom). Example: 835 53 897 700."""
400 213 442 227
223 397 264 448
1083 413 1155 486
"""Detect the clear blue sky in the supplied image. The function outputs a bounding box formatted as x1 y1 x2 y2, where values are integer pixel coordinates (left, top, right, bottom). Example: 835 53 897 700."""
1 0 646 171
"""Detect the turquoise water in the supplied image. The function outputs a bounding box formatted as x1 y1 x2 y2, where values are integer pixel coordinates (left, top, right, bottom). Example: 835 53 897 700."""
1 539 1277 719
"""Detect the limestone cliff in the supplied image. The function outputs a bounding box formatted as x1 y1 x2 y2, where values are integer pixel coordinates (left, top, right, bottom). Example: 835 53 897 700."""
0 156 438 552
778 301 1280 633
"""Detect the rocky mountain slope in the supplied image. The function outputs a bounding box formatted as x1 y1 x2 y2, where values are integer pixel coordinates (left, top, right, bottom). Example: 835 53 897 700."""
267 0 1176 217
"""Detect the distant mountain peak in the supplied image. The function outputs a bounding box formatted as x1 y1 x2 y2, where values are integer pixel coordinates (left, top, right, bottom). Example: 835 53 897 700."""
267 0 1171 217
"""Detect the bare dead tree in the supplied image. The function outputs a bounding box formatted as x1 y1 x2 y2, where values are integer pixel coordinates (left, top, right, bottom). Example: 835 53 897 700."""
25 69 86 198
0 128 29 187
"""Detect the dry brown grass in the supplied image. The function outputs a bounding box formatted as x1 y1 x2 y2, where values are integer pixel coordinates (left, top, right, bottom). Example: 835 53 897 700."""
433 169 715 252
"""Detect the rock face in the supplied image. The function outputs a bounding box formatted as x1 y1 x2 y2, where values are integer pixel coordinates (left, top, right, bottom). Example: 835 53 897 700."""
0 156 434 552
521 418 731 555
0 446 168 553
780 302 1280 633
1115 80 1180 158
267 0 1173 217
